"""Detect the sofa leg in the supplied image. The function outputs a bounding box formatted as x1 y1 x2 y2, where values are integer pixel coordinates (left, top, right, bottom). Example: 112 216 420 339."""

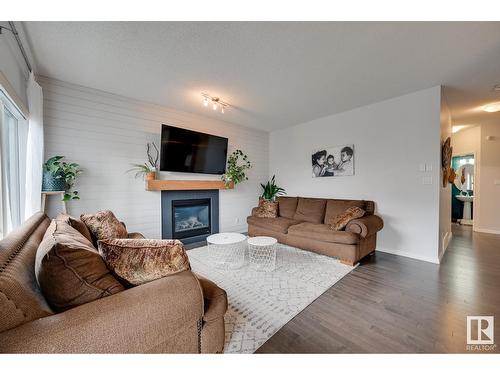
340 259 356 267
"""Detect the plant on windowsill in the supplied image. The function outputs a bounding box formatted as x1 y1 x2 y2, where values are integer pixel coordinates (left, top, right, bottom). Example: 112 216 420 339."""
221 149 252 188
127 142 159 181
43 156 83 201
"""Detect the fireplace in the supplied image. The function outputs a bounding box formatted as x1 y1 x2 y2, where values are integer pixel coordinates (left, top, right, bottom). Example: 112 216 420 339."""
161 190 219 244
172 198 211 239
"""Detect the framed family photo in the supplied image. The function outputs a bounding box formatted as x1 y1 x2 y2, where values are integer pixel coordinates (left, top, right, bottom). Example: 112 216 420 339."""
311 145 354 177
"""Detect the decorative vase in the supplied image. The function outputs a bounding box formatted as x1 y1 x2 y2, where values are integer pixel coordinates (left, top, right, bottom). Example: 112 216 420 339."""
42 170 66 192
146 171 156 181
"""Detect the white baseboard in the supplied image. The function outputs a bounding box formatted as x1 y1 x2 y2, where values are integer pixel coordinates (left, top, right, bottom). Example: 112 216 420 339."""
439 231 452 261
376 248 440 264
475 227 500 235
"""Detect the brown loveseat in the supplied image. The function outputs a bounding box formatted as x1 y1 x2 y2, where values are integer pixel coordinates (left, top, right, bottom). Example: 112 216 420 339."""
0 212 227 353
247 196 383 266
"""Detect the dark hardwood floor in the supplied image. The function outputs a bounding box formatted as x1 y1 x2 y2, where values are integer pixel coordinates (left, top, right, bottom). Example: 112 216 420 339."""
187 225 500 353
256 224 500 353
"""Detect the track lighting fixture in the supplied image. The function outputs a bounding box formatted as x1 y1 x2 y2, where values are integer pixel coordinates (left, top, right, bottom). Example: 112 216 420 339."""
201 93 229 114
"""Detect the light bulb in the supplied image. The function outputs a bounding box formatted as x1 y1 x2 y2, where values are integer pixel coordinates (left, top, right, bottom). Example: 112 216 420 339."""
213 102 217 111
203 97 208 107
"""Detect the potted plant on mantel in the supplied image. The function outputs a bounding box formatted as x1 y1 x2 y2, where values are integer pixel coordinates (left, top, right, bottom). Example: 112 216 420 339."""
42 156 83 201
127 142 159 181
257 175 286 216
221 149 252 188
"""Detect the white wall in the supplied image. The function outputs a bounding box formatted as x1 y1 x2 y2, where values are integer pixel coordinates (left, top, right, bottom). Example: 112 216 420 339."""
439 91 452 260
41 77 268 238
477 120 500 234
270 86 442 263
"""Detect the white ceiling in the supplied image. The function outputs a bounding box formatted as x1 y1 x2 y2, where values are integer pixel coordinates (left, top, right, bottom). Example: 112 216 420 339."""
23 22 500 131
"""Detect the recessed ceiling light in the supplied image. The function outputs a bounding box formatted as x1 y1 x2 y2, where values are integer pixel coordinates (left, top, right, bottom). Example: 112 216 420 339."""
482 102 500 113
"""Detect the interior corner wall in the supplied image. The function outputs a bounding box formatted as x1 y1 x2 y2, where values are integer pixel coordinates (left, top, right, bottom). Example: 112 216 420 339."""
270 86 442 263
477 119 500 234
439 89 452 260
41 77 269 238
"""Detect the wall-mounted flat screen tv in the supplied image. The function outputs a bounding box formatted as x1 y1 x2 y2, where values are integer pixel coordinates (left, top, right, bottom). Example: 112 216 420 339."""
160 125 228 174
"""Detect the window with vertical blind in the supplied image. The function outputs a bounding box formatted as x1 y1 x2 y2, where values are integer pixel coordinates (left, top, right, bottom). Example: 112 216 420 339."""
0 87 28 239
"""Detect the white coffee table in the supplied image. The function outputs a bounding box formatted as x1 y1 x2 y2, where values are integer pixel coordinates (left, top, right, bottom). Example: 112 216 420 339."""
247 236 278 271
207 232 247 269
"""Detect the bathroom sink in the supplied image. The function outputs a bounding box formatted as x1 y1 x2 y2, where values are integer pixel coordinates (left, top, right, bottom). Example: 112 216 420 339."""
456 195 474 203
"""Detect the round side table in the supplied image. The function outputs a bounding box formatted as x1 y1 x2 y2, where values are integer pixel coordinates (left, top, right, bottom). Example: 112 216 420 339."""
207 232 247 269
247 236 278 271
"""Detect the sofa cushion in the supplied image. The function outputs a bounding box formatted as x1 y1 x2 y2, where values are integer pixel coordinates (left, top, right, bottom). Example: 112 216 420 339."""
98 239 191 286
35 220 124 312
277 196 298 219
288 222 359 245
80 210 128 245
247 216 300 234
324 199 368 224
329 206 366 231
293 198 327 224
55 213 93 243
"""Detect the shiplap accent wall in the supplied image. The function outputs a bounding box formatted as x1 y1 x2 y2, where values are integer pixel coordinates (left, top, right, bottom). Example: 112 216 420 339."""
41 77 269 238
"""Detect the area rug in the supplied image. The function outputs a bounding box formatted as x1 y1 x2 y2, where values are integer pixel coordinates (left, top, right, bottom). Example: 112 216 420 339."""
187 243 356 353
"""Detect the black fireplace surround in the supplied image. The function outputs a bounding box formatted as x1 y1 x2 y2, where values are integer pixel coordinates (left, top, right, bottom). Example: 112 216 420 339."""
161 190 219 244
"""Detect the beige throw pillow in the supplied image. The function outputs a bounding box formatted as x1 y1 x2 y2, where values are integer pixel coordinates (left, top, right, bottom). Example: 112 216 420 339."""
329 206 366 231
256 198 278 218
98 239 191 286
80 210 128 245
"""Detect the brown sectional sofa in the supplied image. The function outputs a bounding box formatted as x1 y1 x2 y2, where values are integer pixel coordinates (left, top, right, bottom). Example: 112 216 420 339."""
247 196 383 265
0 212 227 353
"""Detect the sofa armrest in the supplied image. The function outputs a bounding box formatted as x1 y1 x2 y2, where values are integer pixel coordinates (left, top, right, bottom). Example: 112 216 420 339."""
127 232 145 239
0 270 204 353
251 207 259 216
345 215 384 238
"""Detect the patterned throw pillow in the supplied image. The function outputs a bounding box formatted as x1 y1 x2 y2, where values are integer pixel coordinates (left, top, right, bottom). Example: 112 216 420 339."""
80 210 128 244
329 206 366 231
256 198 278 218
98 239 191 286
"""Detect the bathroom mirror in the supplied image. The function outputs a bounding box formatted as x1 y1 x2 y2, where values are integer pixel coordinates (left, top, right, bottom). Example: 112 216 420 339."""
454 163 474 192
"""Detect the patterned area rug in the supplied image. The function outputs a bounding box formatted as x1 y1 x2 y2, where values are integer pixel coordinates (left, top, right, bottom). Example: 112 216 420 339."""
187 243 356 353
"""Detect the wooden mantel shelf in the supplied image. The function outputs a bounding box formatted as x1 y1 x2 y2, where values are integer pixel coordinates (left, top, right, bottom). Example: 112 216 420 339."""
145 179 234 191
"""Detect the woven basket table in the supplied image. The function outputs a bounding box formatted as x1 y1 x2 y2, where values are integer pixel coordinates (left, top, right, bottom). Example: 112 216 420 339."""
207 232 247 269
247 236 278 271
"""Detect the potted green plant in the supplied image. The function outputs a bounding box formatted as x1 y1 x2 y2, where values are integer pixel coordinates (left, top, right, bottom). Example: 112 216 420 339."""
260 175 286 201
127 142 159 180
42 156 83 201
221 149 252 188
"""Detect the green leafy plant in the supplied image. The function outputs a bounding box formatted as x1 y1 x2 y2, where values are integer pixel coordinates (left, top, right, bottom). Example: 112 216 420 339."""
221 149 252 188
126 163 156 179
44 156 83 201
126 142 159 179
260 175 286 201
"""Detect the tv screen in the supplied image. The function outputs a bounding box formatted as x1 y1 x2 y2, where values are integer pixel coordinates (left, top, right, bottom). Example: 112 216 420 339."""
160 125 228 174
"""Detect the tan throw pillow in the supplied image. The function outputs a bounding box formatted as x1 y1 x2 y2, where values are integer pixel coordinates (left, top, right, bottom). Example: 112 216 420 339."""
80 210 128 244
256 198 278 218
329 206 366 231
55 213 93 243
98 239 191 286
35 220 124 312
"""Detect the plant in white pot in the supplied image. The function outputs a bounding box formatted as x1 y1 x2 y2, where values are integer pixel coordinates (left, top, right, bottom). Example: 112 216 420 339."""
127 142 159 180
